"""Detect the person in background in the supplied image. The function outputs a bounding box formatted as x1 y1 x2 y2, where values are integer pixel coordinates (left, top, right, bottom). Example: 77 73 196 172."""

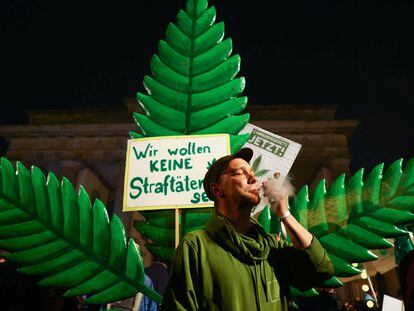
145 258 168 310
107 274 156 311
107 239 158 311
139 275 158 311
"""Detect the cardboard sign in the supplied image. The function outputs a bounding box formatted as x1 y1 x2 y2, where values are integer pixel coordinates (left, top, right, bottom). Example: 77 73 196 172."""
123 134 230 211
239 123 302 184
239 123 302 214
382 294 404 311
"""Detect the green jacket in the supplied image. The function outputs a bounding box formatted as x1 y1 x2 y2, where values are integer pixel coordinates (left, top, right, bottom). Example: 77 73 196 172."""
162 211 334 311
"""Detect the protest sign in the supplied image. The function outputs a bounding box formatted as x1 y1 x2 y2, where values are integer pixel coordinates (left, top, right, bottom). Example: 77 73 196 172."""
239 123 302 184
239 123 302 214
123 134 230 212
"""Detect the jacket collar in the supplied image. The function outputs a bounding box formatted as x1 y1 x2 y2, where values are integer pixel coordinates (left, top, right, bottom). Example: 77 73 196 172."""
206 210 271 263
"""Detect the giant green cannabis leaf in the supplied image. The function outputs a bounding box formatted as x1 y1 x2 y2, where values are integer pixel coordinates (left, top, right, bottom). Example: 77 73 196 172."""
291 158 414 278
287 157 414 296
132 0 250 262
130 0 249 153
0 158 162 305
135 208 212 262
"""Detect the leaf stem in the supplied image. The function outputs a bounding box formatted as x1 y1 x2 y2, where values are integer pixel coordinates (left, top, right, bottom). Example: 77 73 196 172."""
185 2 198 134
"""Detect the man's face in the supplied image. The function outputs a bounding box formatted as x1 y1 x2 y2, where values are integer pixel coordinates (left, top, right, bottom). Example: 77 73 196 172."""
215 158 260 207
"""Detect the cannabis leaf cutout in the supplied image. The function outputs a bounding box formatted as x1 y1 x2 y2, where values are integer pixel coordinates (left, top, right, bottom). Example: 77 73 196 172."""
252 155 270 177
0 158 162 305
130 0 249 154
133 0 251 264
207 158 217 170
286 157 414 296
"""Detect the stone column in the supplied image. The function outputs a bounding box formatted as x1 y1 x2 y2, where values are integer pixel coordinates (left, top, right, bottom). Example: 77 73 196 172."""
76 167 110 206
60 160 83 187
40 160 62 179
309 166 333 192
309 158 351 192
130 212 154 268
326 158 351 181
112 161 133 235
382 268 401 299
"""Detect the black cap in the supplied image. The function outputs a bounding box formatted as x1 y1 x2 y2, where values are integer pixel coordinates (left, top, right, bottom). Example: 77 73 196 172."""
203 147 254 201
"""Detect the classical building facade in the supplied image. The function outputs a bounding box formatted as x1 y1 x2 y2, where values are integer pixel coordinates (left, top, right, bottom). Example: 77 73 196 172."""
0 100 359 236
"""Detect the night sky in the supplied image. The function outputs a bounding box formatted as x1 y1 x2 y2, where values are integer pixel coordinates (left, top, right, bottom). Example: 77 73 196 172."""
1 0 413 172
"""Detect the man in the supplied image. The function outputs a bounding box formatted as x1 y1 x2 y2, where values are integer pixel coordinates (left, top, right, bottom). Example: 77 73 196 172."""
162 148 334 310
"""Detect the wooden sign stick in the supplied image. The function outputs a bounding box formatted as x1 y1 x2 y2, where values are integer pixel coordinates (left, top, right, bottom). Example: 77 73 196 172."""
175 208 180 248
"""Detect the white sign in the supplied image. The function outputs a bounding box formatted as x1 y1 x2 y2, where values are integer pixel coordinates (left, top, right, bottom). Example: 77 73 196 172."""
239 123 302 214
239 123 302 183
123 134 230 211
382 294 404 311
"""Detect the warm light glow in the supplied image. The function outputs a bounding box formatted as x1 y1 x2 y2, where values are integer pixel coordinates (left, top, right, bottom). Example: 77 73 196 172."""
352 263 358 267
361 270 368 279
366 300 374 308
362 284 369 292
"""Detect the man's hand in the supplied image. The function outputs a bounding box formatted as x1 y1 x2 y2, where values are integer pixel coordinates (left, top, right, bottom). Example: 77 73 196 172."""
262 177 312 249
261 178 290 217
269 195 289 218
